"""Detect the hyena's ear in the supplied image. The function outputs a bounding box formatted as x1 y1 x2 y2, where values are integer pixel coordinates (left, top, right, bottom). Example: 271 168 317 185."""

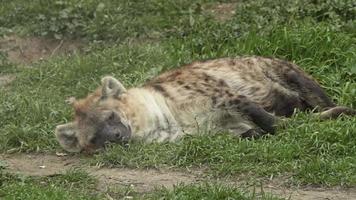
101 76 127 98
55 122 81 153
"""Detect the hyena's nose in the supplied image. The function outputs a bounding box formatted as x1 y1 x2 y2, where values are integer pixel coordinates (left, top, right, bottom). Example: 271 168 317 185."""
115 133 123 139
106 133 122 143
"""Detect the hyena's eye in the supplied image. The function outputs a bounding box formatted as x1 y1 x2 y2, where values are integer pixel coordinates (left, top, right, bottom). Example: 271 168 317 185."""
106 111 120 125
108 112 115 121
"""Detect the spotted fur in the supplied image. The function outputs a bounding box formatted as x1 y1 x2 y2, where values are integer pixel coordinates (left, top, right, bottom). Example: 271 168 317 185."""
55 56 355 153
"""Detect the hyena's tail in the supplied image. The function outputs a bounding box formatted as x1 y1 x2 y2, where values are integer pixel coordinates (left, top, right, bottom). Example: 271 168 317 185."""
318 106 356 120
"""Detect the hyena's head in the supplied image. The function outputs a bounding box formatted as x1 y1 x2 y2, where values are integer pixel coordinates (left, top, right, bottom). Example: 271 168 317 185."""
55 76 132 153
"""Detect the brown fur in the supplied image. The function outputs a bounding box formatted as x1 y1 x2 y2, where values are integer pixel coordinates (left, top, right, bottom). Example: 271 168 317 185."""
55 56 355 153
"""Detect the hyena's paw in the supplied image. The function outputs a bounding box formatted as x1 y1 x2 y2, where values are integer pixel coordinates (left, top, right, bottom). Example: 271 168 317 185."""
240 129 265 139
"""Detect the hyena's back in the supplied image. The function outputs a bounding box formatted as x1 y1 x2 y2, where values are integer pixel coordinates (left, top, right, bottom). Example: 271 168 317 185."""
146 56 335 117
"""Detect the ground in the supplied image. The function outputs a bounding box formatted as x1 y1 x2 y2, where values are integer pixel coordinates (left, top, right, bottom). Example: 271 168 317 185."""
0 0 355 199
2 153 356 199
0 35 83 65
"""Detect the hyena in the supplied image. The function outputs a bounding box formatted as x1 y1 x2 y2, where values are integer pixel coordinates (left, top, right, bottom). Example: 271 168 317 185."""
55 56 355 153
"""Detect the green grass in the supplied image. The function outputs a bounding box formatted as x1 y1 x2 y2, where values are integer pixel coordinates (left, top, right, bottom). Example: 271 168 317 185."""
0 169 282 200
0 0 213 40
143 184 283 200
0 0 355 197
0 169 99 200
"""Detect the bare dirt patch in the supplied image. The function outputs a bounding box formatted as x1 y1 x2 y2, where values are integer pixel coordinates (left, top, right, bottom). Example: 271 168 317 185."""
203 2 238 22
1 154 198 192
2 153 356 200
91 167 198 192
0 35 84 65
0 75 15 87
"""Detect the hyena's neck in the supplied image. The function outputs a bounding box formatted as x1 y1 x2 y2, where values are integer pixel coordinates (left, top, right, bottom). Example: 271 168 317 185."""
122 88 180 140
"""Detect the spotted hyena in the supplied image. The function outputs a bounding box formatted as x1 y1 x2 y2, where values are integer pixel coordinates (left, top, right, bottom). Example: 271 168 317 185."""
55 56 355 153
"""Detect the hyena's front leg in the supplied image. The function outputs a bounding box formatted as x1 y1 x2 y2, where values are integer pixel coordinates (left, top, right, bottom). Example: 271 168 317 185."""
214 95 278 137
144 128 183 143
227 121 267 138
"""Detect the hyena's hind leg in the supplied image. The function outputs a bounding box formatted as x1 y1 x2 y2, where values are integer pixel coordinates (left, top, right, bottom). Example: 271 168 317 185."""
285 70 356 119
215 94 278 138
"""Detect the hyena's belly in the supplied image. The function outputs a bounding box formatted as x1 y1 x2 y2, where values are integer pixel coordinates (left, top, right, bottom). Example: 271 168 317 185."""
169 95 252 136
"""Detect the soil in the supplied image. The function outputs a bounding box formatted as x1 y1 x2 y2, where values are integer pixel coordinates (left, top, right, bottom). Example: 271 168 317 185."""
1 154 199 193
0 75 15 87
0 35 84 65
203 2 238 22
1 153 356 200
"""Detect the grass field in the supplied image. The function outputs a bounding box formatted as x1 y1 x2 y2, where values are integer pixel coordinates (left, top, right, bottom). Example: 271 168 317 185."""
0 0 355 199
